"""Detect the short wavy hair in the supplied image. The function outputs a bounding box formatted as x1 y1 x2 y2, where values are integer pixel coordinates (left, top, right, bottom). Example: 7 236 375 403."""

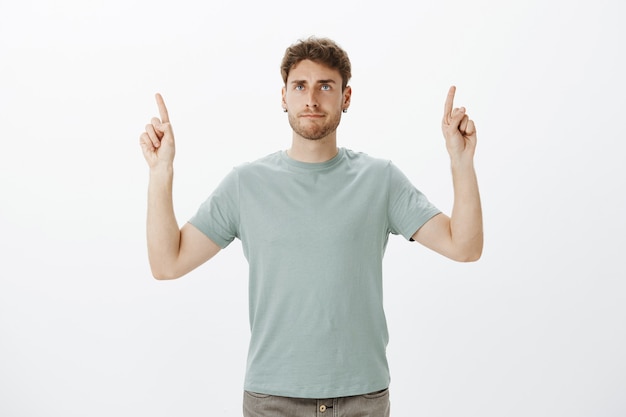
280 37 352 90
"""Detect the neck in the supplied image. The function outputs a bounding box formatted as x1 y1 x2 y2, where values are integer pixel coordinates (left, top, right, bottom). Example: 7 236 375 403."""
287 134 338 163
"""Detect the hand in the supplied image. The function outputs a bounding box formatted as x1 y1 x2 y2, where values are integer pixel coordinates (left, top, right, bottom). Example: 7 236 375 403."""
441 86 477 161
139 93 175 169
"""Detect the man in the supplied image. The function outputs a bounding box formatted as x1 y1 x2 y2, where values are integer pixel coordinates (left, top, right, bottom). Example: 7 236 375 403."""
139 37 482 417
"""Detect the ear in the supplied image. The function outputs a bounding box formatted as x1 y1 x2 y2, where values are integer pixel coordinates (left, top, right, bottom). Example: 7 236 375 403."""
342 85 352 110
281 86 287 109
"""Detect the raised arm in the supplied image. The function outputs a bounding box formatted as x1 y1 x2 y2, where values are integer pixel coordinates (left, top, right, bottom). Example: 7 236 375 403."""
139 94 221 279
412 86 483 262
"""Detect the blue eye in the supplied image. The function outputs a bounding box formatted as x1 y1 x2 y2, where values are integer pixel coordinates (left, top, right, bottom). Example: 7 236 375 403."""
321 84 331 91
295 85 304 91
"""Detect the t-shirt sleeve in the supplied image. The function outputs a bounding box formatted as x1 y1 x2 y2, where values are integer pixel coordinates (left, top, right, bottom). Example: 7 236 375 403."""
188 168 240 248
387 162 441 240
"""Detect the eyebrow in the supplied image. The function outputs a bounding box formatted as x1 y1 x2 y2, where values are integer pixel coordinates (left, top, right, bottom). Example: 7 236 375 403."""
290 79 337 85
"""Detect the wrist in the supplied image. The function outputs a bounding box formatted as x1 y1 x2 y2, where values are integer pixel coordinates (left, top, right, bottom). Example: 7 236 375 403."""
450 155 475 172
149 163 174 178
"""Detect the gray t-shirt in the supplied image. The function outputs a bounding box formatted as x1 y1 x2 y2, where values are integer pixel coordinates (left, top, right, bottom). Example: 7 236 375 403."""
189 148 440 398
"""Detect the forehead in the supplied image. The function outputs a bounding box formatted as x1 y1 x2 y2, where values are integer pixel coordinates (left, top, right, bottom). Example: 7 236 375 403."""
287 59 341 82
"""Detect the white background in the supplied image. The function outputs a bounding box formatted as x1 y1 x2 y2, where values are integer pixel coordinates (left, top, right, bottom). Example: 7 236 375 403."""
1 0 625 416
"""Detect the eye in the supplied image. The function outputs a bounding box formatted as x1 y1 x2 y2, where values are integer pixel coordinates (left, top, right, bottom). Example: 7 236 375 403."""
321 84 331 91
295 84 305 91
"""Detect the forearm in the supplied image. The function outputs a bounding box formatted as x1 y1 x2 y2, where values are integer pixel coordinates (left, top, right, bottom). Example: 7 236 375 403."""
449 157 483 261
146 165 182 278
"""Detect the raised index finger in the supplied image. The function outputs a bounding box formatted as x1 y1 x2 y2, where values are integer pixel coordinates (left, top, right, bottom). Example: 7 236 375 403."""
444 85 456 122
155 93 170 123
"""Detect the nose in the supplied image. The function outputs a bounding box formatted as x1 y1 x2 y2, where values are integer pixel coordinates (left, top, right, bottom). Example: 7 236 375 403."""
306 90 319 108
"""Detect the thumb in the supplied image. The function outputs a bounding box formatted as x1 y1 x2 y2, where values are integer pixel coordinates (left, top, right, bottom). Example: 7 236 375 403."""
158 122 175 148
449 107 466 127
157 121 173 134
151 118 174 138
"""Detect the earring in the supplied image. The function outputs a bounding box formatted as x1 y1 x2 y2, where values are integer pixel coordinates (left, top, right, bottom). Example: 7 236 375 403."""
342 108 348 113
283 108 288 113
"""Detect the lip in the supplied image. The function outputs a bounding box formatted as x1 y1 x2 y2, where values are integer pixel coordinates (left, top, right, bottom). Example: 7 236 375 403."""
299 113 325 118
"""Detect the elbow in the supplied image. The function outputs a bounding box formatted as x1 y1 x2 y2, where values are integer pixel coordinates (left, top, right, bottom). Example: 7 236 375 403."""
451 240 483 263
150 265 183 281
152 272 177 281
151 271 176 281
147 253 186 280
456 250 482 263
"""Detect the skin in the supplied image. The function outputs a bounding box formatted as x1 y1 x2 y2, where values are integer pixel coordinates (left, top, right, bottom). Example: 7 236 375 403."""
412 86 483 262
139 61 482 279
139 94 221 280
281 59 351 162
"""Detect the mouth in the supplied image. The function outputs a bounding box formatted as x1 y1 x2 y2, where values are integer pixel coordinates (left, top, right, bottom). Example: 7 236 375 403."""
299 113 325 118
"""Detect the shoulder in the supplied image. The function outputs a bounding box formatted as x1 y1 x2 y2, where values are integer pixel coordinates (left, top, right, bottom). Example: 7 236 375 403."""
232 151 283 175
342 148 402 181
343 148 392 170
343 149 417 191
